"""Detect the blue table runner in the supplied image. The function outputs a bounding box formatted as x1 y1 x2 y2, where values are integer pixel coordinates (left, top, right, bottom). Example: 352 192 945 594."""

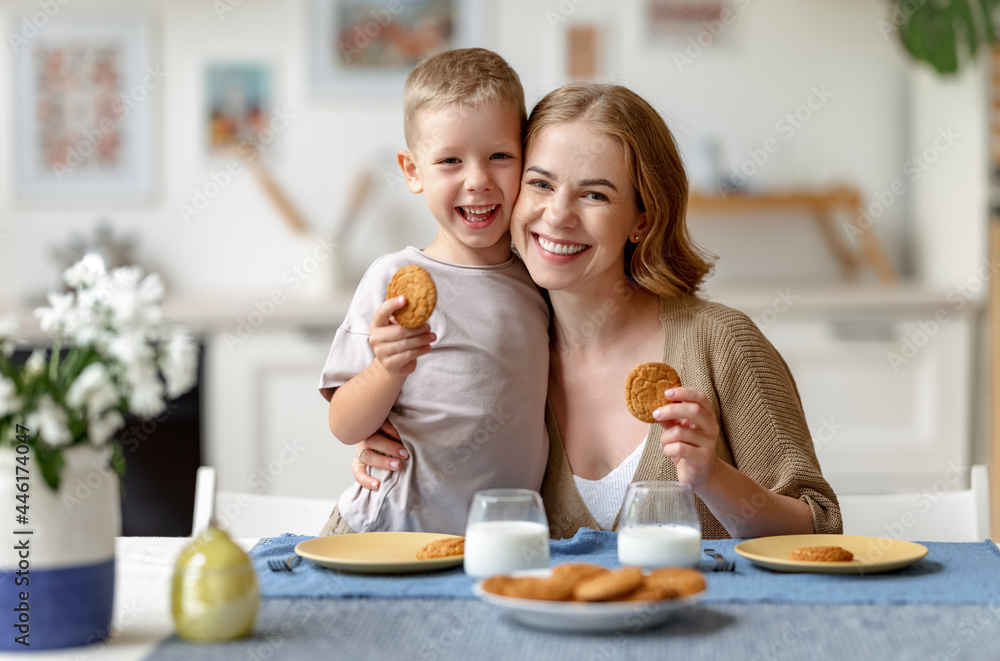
249 529 1000 605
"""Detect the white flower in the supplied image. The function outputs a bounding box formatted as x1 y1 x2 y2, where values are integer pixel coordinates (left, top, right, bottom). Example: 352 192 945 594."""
64 303 106 347
106 267 164 332
24 349 47 376
66 363 121 417
63 253 107 289
162 332 197 398
0 315 18 356
34 292 75 335
0 315 18 338
0 377 23 417
88 410 124 446
107 333 154 368
137 272 165 307
25 395 72 447
127 361 165 418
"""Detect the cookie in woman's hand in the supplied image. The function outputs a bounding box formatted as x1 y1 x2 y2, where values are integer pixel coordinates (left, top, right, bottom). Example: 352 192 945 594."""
625 362 682 423
387 264 437 328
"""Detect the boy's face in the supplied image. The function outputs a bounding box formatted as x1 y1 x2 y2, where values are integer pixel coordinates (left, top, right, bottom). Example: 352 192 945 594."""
398 102 523 265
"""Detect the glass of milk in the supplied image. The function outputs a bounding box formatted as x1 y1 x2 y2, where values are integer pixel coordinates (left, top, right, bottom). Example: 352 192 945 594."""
617 481 701 568
463 489 550 578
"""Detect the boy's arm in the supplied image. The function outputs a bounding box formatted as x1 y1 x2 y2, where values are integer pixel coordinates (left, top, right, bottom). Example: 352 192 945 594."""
327 295 435 445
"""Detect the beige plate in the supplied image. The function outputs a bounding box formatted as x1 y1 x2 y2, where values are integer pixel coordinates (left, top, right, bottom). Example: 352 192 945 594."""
473 569 705 633
294 532 463 574
734 534 928 574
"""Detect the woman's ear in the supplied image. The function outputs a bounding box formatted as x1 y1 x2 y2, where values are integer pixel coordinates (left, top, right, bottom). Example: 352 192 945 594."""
632 211 650 242
397 150 423 194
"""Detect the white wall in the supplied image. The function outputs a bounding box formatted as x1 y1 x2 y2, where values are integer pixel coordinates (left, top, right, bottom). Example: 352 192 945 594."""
496 0 921 285
0 0 435 304
0 0 987 300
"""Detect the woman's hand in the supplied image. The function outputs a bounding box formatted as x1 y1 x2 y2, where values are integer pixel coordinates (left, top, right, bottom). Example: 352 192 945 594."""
352 420 409 490
653 387 721 490
369 296 436 378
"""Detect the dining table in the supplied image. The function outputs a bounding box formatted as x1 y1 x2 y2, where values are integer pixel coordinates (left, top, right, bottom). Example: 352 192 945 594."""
11 530 1000 661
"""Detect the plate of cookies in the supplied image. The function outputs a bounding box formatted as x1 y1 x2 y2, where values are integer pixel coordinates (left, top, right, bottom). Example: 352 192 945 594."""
294 532 463 574
473 563 706 633
734 534 928 574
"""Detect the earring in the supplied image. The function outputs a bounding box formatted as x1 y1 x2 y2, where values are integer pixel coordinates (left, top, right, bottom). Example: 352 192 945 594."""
632 235 641 243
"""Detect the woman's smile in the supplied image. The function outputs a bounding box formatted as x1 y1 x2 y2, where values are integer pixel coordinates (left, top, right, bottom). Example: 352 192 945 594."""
533 233 590 259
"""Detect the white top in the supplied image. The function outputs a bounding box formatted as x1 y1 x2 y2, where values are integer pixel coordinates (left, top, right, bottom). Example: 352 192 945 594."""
318 247 550 535
573 437 646 531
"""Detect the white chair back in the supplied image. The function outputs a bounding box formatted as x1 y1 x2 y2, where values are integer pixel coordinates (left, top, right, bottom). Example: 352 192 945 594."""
838 465 989 543
191 466 336 538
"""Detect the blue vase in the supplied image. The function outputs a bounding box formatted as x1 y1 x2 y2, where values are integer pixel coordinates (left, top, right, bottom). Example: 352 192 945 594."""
1 444 120 650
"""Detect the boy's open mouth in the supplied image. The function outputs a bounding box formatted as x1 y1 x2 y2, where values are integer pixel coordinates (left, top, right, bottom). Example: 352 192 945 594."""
456 205 499 224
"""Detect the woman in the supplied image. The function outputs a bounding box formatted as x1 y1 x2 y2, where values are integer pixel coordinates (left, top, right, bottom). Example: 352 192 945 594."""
353 83 841 539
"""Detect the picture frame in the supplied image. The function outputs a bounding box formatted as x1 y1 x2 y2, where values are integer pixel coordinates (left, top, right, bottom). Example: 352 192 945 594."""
12 15 155 201
308 0 483 95
644 0 731 45
205 63 272 155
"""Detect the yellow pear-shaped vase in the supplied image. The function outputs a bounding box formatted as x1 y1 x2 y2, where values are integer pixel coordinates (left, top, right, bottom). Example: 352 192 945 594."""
171 525 258 642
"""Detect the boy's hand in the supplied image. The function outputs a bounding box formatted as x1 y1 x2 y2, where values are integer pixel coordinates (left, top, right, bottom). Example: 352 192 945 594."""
370 296 436 378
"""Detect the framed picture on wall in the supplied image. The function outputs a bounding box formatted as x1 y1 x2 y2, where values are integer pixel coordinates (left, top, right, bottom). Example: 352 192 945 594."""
308 0 483 95
644 0 733 45
12 15 155 201
205 63 272 155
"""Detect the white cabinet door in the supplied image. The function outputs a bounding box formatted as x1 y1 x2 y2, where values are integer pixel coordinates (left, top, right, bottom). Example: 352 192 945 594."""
204 329 357 500
758 309 975 495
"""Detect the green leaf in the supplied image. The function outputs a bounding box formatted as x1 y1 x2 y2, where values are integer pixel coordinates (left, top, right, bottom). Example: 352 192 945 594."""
979 0 999 42
111 440 126 478
893 0 1000 75
34 443 65 491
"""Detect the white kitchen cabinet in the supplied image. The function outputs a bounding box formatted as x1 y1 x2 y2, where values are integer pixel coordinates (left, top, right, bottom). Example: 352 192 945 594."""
203 327 356 501
716 286 980 496
201 287 980 505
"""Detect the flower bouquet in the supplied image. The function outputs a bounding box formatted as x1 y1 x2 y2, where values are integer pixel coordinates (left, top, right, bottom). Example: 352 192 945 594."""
0 254 198 489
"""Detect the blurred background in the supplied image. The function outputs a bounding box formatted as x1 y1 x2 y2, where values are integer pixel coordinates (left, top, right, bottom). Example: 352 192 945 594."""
0 0 994 536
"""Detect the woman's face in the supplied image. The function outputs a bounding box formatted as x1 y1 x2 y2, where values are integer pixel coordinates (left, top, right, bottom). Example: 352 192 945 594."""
511 121 648 294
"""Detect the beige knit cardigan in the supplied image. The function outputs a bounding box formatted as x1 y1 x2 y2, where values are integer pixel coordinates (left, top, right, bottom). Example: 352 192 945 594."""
541 295 843 539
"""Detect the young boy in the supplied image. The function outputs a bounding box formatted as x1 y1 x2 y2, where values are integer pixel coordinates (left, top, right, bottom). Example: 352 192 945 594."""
317 48 549 536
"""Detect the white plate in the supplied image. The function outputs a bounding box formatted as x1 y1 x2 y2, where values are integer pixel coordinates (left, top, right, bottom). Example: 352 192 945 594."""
734 534 928 574
472 569 705 633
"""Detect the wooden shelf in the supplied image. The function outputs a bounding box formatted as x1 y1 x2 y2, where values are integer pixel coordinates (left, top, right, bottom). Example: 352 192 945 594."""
688 186 897 283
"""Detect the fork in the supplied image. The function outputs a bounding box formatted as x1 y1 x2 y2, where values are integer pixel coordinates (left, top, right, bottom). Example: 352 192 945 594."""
266 554 302 572
703 548 735 572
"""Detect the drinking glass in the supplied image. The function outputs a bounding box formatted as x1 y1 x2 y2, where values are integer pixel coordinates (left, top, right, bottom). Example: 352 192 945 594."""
463 489 550 578
617 481 702 567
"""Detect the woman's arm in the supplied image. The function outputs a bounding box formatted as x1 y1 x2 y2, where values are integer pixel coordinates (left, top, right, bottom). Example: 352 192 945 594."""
654 387 814 538
351 421 408 490
328 296 435 445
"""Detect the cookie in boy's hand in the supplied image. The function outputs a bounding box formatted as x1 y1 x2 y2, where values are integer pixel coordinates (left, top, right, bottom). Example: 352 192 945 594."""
625 362 682 423
387 264 437 328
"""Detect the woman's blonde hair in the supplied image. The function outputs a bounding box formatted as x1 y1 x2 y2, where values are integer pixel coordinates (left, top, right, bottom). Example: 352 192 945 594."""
524 83 714 297
403 48 526 149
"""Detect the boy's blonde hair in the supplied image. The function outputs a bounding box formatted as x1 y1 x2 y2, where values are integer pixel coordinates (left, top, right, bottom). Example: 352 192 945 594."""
403 48 526 148
525 82 715 298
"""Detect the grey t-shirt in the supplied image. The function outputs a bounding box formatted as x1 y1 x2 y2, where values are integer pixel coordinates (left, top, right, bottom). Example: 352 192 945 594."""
318 247 550 535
